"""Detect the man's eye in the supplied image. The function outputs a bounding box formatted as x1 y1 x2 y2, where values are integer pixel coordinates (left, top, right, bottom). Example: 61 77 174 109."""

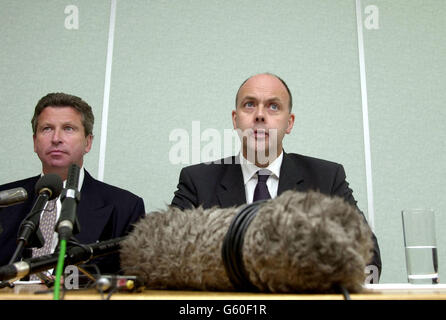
64 126 74 132
244 102 254 108
269 103 279 111
42 127 52 132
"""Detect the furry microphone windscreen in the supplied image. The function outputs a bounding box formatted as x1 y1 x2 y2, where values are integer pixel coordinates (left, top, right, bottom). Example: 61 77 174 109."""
120 190 374 293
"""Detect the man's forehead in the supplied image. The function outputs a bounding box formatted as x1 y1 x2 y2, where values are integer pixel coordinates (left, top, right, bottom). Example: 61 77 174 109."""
237 74 289 102
39 105 81 116
37 106 83 123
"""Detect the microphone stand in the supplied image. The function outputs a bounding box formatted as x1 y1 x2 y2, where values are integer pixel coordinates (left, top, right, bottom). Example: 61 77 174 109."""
53 163 81 299
8 195 47 264
0 197 47 289
0 237 124 283
1 174 62 289
11 173 63 265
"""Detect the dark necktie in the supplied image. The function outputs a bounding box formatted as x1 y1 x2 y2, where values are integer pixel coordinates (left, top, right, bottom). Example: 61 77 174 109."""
253 171 271 202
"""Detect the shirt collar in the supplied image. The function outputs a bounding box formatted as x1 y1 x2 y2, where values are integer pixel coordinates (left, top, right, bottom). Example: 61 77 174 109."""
239 151 283 184
40 166 85 191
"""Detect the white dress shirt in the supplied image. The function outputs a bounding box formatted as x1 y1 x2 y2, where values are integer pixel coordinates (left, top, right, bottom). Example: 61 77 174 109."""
239 152 283 204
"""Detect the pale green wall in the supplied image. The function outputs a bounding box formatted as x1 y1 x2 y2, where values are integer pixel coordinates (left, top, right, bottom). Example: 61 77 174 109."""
1 0 445 284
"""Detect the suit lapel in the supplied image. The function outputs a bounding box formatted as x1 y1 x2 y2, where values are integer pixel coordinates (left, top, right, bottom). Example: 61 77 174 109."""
75 171 114 243
277 152 305 195
216 158 246 208
24 175 41 212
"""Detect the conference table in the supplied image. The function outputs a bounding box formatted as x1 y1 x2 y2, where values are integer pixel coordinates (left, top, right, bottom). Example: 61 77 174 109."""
1 283 445 318
1 283 446 300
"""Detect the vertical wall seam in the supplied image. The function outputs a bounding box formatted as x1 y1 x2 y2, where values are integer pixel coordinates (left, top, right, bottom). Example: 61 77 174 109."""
355 0 375 231
98 0 117 182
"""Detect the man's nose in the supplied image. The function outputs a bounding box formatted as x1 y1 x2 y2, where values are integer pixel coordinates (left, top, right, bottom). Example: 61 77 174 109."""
255 105 266 122
51 128 62 144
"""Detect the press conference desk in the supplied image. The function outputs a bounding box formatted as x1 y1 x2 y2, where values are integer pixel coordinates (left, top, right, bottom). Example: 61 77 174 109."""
1 283 446 300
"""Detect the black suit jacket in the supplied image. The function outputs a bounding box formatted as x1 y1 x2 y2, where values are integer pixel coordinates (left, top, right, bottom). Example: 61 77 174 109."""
0 170 145 274
171 152 382 276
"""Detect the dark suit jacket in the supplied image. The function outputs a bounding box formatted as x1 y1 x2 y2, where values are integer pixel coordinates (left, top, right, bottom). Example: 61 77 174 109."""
171 152 382 276
0 170 145 274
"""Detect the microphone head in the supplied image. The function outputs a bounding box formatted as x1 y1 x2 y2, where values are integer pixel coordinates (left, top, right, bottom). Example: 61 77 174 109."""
243 190 374 293
0 187 28 207
0 264 18 281
66 163 80 189
34 174 63 200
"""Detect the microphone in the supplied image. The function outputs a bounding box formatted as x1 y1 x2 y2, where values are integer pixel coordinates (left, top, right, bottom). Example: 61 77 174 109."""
15 174 63 252
120 190 375 293
56 164 81 241
0 237 123 282
66 237 124 263
0 187 28 208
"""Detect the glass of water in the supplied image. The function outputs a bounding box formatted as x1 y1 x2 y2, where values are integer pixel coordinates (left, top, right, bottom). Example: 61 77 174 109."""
402 209 439 284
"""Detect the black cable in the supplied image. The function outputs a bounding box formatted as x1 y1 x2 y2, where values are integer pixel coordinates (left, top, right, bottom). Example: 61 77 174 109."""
106 287 118 300
221 200 266 292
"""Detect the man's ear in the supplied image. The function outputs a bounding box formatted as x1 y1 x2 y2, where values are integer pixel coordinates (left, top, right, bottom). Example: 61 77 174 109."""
33 134 37 153
84 134 93 154
286 113 295 134
232 110 238 129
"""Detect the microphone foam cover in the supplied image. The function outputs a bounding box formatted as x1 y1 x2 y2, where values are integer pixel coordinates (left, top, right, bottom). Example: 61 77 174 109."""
122 205 235 291
243 190 373 293
34 173 63 200
120 191 374 293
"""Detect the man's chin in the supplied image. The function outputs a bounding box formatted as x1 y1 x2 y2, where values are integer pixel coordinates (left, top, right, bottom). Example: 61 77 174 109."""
43 162 72 172
243 147 276 166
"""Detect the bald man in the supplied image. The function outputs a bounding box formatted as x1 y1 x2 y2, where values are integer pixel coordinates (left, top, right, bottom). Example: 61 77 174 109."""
171 73 381 277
